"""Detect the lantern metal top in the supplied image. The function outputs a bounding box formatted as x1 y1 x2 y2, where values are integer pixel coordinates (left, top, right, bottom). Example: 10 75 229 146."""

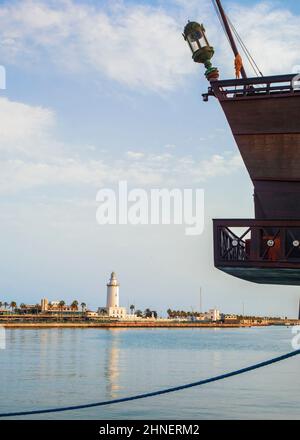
183 21 206 40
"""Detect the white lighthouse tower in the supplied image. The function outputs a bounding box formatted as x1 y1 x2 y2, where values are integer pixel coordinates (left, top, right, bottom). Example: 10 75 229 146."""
106 272 119 308
101 272 127 319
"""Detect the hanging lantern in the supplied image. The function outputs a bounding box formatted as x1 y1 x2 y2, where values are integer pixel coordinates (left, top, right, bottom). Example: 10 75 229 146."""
183 21 219 81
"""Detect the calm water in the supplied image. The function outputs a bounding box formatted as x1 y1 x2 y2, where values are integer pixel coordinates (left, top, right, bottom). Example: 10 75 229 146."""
1 327 300 420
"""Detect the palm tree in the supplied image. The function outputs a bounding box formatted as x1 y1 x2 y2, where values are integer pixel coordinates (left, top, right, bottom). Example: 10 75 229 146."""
58 301 65 321
130 304 135 315
136 310 143 318
59 300 65 311
4 302 8 310
10 301 17 314
71 300 79 321
81 302 86 315
0 301 2 310
144 308 152 318
58 301 65 317
10 301 17 310
71 300 78 311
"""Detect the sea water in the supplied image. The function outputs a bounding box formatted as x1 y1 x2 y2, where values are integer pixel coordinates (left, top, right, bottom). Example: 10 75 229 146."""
1 327 299 420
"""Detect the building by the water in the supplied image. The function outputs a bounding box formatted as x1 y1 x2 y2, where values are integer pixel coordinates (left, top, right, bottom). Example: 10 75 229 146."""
41 299 75 313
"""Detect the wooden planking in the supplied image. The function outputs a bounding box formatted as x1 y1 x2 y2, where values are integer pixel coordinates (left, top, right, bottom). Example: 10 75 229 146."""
220 95 300 135
235 133 300 180
254 180 300 219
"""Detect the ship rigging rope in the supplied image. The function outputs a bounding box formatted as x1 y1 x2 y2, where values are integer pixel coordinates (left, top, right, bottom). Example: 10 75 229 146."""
227 16 263 77
212 0 231 46
211 0 263 78
0 348 300 418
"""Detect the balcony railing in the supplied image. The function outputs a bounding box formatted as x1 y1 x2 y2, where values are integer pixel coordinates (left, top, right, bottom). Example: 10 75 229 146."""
206 74 300 101
214 219 300 269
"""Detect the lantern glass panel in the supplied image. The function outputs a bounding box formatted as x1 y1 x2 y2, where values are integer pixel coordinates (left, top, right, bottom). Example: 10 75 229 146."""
187 30 207 52
187 36 199 53
198 35 207 48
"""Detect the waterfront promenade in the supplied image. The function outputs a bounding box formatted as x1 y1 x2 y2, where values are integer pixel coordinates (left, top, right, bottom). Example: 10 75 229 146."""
0 320 287 329
1 313 297 329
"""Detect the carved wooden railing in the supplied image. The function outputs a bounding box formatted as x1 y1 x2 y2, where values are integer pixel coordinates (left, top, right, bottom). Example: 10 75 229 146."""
204 74 300 101
214 219 300 268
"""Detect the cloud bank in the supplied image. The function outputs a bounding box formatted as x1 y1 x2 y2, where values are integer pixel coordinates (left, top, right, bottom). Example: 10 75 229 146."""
0 96 242 194
0 0 299 92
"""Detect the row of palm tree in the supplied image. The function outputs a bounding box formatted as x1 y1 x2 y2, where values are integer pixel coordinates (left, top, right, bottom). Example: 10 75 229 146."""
166 310 281 321
45 301 87 313
135 308 158 319
0 301 17 312
167 309 204 319
0 300 88 314
129 305 158 319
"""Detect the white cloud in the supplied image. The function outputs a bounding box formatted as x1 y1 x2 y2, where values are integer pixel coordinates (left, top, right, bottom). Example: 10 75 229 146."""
126 151 145 160
0 97 55 156
224 2 300 77
0 96 243 194
0 0 298 90
0 0 194 92
0 151 243 195
190 153 243 182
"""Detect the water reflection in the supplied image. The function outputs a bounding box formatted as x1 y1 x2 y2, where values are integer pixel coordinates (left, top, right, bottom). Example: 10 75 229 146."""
104 330 122 398
3 328 300 420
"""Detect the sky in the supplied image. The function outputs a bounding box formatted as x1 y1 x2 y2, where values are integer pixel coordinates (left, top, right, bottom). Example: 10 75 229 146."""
1 0 300 317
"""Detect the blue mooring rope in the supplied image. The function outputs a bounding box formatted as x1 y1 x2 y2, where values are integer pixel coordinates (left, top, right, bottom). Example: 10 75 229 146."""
1 348 300 418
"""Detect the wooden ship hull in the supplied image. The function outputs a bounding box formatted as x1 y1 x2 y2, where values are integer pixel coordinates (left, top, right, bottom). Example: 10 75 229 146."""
211 75 300 285
183 0 300 285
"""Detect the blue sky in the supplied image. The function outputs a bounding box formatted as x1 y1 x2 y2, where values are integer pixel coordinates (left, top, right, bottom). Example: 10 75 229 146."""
1 0 300 317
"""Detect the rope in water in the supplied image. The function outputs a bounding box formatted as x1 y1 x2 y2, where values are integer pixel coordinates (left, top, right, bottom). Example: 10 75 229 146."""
1 348 299 418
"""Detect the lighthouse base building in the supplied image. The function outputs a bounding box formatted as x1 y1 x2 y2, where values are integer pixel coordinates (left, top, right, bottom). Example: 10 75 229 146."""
106 306 127 319
98 272 127 319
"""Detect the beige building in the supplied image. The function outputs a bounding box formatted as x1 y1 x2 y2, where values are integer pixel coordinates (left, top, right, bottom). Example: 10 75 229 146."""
85 311 98 318
40 299 75 313
41 298 49 312
206 309 221 322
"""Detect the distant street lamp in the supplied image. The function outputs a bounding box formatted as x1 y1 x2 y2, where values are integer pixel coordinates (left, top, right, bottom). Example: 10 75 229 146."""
183 21 219 81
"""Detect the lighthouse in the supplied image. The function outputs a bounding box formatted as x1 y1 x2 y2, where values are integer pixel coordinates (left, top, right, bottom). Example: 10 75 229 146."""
98 272 127 319
106 272 119 308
